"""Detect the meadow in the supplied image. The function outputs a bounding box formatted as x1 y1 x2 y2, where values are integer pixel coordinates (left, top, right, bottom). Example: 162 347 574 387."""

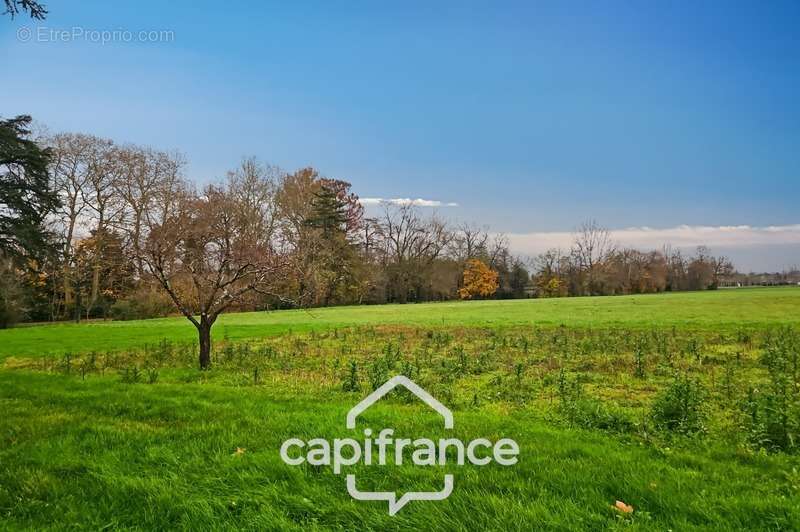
1 287 799 530
1 286 798 360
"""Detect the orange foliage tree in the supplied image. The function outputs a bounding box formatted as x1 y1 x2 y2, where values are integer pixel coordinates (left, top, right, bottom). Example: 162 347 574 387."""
458 258 499 299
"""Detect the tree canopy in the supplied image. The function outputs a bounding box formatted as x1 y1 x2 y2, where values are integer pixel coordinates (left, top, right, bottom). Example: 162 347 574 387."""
458 259 499 300
3 0 47 20
0 115 59 259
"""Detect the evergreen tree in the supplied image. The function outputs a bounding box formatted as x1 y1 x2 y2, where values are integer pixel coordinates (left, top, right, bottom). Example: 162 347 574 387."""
302 182 362 305
0 115 59 259
3 0 47 20
305 184 348 236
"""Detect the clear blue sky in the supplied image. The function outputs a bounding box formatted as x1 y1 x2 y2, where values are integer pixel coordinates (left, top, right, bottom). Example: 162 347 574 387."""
1 1 799 269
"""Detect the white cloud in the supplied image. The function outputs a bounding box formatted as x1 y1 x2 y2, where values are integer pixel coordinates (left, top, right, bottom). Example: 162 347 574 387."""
359 197 459 207
506 224 800 256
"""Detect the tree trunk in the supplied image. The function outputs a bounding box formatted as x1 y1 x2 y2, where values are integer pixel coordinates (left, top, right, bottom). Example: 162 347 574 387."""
132 211 144 277
90 228 103 312
197 316 213 370
63 214 76 310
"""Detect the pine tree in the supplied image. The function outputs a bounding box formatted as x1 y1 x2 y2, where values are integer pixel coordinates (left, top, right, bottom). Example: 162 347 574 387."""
0 115 59 260
304 184 348 236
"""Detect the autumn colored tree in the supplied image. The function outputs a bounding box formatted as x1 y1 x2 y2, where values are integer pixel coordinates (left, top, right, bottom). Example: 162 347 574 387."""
458 258 498 300
276 168 366 306
72 229 134 319
142 171 284 370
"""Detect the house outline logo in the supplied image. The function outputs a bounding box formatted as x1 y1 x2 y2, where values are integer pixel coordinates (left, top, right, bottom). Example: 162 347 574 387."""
345 375 454 515
346 375 453 429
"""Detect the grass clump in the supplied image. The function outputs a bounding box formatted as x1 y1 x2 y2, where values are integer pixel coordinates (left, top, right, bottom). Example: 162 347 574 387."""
740 327 800 452
557 371 635 434
650 374 707 436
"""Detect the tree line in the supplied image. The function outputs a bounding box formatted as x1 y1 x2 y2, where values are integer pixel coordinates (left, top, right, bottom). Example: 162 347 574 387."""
0 118 743 365
1 120 741 325
531 221 736 297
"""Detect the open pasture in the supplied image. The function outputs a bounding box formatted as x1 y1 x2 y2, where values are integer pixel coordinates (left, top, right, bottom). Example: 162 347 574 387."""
1 288 799 530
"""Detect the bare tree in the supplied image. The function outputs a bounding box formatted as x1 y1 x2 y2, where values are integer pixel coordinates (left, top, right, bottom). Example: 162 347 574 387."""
663 244 688 291
114 146 185 278
571 219 615 295
275 167 318 252
83 141 125 313
361 217 380 257
227 157 281 247
142 173 285 369
377 203 451 265
532 248 568 297
451 222 488 261
486 233 509 269
47 133 98 312
375 203 453 302
710 255 734 288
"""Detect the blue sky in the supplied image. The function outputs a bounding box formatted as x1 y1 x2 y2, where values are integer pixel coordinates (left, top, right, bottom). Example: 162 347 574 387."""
1 1 798 270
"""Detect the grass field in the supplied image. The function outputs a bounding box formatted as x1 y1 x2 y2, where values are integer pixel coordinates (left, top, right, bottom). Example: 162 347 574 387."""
1 287 798 359
2 288 800 530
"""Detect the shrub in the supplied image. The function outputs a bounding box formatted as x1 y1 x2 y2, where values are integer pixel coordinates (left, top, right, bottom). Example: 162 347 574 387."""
109 299 136 321
368 358 388 390
569 398 634 433
110 287 174 320
741 385 799 453
341 360 359 392
651 374 707 435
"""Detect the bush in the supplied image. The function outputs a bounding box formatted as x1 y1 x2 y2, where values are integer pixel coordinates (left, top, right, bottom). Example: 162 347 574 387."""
741 386 800 453
110 287 174 320
651 374 707 435
109 299 136 321
368 358 389 390
341 360 359 392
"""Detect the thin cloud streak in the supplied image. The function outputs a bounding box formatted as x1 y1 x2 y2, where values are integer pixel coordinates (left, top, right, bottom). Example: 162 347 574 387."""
506 224 800 256
359 197 459 207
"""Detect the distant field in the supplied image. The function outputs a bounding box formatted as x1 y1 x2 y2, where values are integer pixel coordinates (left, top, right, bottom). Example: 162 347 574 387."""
1 287 798 359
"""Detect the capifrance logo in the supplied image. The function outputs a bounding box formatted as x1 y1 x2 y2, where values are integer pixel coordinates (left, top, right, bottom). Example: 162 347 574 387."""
279 375 520 515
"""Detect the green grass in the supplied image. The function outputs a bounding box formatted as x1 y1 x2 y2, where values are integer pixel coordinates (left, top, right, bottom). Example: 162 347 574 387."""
1 287 799 359
2 372 798 530
2 288 800 530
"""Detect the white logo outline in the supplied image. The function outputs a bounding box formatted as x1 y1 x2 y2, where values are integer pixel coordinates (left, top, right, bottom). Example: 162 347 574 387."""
346 375 454 515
